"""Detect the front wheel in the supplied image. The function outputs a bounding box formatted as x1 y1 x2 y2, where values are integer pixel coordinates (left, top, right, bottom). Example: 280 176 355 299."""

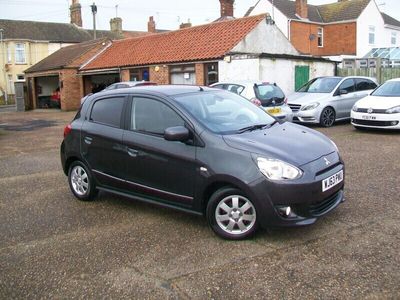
320 107 336 127
206 187 258 240
68 161 97 201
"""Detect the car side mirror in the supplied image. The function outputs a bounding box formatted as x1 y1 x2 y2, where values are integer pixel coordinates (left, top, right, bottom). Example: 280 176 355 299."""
339 89 348 95
164 126 190 142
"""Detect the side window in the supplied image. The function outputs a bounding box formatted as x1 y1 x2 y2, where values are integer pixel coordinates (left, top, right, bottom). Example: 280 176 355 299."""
131 97 184 135
90 97 125 128
212 84 224 90
355 79 377 91
338 79 355 94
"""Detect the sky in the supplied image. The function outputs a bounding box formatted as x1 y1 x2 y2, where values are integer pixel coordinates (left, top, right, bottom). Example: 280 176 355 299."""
0 0 399 32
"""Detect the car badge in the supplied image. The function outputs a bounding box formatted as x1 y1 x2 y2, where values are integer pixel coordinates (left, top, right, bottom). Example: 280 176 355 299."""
367 108 373 114
323 157 331 165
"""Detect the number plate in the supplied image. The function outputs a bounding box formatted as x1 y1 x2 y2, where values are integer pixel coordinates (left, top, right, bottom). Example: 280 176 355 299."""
267 107 281 115
322 170 343 192
361 115 376 120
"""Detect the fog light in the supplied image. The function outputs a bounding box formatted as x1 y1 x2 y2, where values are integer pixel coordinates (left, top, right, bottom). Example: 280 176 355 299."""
277 206 291 217
391 121 399 126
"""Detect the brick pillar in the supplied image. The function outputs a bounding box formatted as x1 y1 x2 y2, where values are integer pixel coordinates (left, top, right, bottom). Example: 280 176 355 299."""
31 77 37 109
195 63 205 86
60 70 82 111
149 65 169 84
120 69 130 81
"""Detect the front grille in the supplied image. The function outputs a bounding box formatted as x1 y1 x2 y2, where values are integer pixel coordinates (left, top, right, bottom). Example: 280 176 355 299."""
288 104 301 112
315 162 341 177
356 108 387 114
308 190 342 217
352 119 399 127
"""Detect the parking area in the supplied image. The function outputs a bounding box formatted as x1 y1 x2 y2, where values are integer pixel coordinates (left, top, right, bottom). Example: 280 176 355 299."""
0 110 399 298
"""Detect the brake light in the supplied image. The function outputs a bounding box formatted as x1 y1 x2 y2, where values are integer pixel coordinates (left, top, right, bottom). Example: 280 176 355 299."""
64 124 72 138
250 98 262 106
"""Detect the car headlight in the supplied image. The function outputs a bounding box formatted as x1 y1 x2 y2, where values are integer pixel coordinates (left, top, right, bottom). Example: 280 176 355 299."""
301 102 320 111
256 157 302 180
352 104 358 112
386 105 400 114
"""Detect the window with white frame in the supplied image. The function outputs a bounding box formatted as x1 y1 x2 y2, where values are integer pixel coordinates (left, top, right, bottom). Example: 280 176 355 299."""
369 26 375 45
15 43 26 64
16 74 25 81
317 27 324 47
7 44 12 63
392 32 397 45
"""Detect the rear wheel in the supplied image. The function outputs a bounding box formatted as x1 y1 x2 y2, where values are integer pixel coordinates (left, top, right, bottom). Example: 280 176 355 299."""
206 187 258 240
320 107 336 127
68 161 97 201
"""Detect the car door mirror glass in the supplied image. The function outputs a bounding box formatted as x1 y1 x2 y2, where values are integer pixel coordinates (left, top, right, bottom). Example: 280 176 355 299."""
164 126 190 142
340 89 348 95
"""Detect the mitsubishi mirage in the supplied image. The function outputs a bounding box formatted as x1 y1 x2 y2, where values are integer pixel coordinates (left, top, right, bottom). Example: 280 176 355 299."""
288 76 377 127
61 85 345 240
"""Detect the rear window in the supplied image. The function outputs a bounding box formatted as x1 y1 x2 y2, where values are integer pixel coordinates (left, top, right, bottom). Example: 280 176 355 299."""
355 79 377 91
371 81 400 97
90 97 125 128
254 84 284 100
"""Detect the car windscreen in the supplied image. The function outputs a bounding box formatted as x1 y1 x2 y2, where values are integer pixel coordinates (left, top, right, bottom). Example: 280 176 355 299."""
371 81 400 97
297 77 342 93
173 90 275 135
254 84 285 104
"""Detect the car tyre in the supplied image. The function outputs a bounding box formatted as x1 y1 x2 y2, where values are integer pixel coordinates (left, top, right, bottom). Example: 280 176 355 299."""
206 187 258 240
68 161 98 201
320 107 336 127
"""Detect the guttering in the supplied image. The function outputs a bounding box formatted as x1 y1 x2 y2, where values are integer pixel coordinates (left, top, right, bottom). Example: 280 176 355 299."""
78 68 120 75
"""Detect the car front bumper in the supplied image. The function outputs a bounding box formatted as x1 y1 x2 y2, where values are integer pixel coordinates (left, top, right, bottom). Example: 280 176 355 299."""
292 108 320 124
351 111 400 129
247 152 345 228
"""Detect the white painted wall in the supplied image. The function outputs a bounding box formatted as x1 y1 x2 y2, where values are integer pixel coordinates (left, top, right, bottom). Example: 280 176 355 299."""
231 21 298 55
249 0 289 38
357 1 400 56
219 58 335 95
48 43 75 55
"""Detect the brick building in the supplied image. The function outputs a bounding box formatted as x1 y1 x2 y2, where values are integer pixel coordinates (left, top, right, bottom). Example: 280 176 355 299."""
247 0 400 60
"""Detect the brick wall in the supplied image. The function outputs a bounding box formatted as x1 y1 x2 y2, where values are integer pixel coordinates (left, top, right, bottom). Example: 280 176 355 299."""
149 65 169 84
290 21 356 56
195 63 205 86
60 69 83 111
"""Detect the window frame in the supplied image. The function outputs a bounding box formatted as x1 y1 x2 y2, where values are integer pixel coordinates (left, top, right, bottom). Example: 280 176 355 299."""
317 27 324 48
89 96 127 129
391 32 397 45
368 26 375 45
15 43 26 64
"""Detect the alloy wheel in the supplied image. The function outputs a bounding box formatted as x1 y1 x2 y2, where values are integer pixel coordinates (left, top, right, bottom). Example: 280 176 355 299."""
321 107 335 127
70 165 89 196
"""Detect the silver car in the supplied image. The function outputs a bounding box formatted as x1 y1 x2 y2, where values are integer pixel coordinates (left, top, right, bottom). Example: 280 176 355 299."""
210 81 293 122
287 76 377 127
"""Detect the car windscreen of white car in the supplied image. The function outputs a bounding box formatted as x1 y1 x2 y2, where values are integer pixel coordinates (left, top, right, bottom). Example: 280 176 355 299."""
173 91 275 134
298 77 342 93
371 81 400 97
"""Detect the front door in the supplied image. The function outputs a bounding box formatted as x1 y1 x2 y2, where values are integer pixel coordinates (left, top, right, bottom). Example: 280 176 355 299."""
122 96 197 207
81 96 127 188
334 78 357 119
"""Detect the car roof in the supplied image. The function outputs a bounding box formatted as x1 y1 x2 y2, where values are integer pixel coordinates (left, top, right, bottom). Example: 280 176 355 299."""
386 77 400 82
93 85 217 98
212 80 276 86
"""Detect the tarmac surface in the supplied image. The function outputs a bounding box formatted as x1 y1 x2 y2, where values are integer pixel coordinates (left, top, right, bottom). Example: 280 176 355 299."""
0 110 399 299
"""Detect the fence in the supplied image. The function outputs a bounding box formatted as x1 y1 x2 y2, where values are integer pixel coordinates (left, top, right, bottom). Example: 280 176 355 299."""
338 67 400 84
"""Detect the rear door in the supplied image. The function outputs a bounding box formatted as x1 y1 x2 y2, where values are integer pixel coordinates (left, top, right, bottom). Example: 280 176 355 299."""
355 78 377 98
81 95 127 188
122 95 198 207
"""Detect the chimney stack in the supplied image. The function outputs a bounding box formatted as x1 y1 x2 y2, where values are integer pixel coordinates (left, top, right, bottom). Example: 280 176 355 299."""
295 0 308 19
180 19 192 29
110 17 123 36
148 16 156 33
219 0 234 18
70 0 82 27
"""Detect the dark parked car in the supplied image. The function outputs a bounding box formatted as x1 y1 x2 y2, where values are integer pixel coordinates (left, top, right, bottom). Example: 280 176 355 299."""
61 85 345 239
104 81 157 90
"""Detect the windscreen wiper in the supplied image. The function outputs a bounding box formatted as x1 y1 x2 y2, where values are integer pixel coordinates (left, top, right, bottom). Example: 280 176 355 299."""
237 123 269 134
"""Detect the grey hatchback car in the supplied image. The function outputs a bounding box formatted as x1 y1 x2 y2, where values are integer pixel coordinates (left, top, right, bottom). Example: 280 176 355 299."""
288 76 377 127
61 85 344 240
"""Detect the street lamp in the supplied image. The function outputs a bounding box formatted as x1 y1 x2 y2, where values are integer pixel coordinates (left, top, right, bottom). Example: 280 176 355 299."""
0 28 8 105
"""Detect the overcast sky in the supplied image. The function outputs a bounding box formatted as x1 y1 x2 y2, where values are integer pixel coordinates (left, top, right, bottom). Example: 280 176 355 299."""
0 0 399 32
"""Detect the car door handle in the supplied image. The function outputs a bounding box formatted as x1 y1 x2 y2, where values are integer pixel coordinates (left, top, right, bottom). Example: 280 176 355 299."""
127 148 139 157
84 136 93 145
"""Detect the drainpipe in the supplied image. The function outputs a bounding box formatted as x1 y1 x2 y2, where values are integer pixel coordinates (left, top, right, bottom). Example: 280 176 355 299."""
288 19 292 41
0 29 8 105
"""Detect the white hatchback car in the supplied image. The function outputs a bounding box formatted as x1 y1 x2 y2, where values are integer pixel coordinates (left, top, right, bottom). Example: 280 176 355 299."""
210 81 293 122
351 78 400 130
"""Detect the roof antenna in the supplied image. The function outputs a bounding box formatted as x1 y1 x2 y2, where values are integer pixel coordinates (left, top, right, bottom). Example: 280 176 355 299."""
199 86 204 91
115 4 118 18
